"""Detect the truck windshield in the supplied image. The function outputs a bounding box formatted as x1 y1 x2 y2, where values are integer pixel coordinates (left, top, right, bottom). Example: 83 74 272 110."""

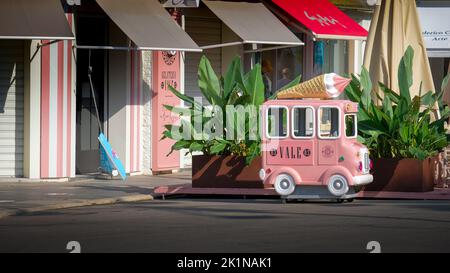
345 114 357 138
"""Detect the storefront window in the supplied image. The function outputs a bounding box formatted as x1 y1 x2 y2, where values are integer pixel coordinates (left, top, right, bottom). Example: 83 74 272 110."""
430 58 450 106
275 47 304 90
250 45 303 99
313 40 348 76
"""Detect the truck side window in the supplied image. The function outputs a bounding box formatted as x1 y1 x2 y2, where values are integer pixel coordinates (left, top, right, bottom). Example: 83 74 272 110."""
267 107 288 138
292 107 314 138
319 107 340 138
345 114 357 138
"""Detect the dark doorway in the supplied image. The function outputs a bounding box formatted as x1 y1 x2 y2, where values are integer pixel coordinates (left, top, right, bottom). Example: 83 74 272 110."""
75 8 108 174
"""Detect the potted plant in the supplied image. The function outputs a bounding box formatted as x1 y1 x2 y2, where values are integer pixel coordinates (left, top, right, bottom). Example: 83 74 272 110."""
162 55 300 188
345 46 450 192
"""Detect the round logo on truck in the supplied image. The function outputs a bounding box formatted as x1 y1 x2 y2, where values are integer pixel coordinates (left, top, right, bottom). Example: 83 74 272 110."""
270 149 278 157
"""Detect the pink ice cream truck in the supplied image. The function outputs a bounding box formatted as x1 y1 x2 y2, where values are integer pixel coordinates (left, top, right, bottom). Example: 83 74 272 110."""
259 74 373 202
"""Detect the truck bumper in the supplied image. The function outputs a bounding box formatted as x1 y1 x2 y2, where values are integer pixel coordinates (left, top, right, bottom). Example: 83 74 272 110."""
353 174 373 186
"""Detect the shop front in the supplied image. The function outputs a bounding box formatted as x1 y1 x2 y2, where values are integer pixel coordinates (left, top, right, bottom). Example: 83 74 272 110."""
0 0 370 179
417 4 450 104
74 0 200 176
0 0 201 179
0 0 74 179
264 0 369 83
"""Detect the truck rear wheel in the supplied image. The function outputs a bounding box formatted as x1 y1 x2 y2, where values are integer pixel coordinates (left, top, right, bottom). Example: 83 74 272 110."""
327 175 349 196
274 174 296 196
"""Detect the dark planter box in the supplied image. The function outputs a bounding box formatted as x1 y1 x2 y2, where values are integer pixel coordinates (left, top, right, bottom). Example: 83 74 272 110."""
192 155 264 188
364 158 435 192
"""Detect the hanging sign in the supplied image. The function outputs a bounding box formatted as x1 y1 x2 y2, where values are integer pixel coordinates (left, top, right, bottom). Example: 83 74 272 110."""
418 7 450 49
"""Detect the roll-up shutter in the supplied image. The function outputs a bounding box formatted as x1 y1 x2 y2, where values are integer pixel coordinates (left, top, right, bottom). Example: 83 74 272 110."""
0 40 24 177
185 16 222 103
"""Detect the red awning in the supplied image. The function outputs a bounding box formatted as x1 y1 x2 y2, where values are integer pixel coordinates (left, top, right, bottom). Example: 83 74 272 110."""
272 0 369 40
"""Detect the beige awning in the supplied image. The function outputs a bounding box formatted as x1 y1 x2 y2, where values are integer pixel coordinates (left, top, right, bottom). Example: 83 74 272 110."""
0 0 74 40
95 0 201 52
202 0 303 49
363 0 435 99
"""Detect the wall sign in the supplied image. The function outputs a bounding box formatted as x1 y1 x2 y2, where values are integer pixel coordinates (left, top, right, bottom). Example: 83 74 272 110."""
152 51 181 171
418 7 450 49
160 0 200 8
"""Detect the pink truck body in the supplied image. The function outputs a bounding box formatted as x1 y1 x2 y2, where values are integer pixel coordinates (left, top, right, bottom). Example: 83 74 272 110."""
260 99 373 199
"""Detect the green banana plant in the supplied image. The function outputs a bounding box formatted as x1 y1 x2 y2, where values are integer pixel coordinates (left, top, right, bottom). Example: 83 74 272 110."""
345 46 450 160
162 55 301 165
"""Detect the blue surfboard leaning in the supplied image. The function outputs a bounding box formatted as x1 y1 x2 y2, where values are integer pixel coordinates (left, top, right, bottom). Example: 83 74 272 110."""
98 133 127 181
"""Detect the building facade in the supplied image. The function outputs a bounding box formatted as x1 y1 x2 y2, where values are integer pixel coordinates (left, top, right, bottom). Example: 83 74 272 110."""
0 0 372 179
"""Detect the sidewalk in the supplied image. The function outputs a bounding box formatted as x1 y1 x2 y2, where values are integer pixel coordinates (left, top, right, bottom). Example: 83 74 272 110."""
0 171 191 219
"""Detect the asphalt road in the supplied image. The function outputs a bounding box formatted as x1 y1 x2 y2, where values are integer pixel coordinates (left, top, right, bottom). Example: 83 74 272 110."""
0 198 449 253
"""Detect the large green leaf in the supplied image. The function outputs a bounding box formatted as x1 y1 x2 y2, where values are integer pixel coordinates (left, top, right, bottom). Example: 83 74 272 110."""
399 124 410 143
244 64 265 106
436 73 450 110
420 91 435 107
198 55 223 106
379 82 400 104
398 46 413 103
167 85 203 111
189 142 204 152
209 141 227 155
382 95 393 120
358 119 384 135
408 147 427 160
360 67 373 110
223 56 244 100
163 104 199 118
345 78 363 103
167 140 191 156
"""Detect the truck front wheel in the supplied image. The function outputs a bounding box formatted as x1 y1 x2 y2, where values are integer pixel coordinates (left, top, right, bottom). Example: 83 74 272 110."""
327 175 349 196
274 174 296 196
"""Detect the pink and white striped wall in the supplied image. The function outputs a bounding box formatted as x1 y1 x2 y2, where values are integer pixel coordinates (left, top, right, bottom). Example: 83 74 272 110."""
40 14 75 179
129 50 142 174
39 14 144 178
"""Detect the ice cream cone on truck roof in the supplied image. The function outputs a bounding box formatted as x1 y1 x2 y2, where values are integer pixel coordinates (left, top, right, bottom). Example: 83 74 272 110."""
276 73 351 99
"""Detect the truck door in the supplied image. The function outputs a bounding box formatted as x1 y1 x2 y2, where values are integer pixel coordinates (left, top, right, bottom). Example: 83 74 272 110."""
317 106 340 165
290 106 315 165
